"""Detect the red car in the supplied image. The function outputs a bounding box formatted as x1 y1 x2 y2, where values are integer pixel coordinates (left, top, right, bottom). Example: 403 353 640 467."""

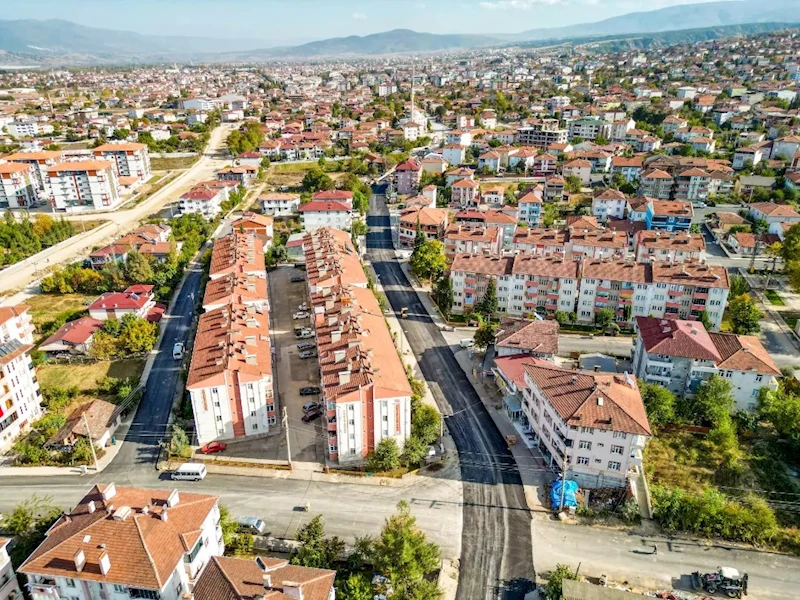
200 441 227 454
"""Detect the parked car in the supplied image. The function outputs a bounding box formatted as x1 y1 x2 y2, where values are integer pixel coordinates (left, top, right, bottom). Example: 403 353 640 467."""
236 516 267 535
460 338 474 348
299 350 317 359
302 408 322 423
303 401 321 413
293 311 310 319
200 441 227 454
297 342 315 351
298 303 308 311
291 276 305 283
297 331 314 339
172 342 184 360
300 386 321 396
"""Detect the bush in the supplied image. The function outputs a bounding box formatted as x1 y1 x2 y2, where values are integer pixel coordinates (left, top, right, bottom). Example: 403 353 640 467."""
367 438 400 472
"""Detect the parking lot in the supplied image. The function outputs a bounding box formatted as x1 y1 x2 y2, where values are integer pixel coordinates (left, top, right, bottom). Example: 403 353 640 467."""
267 265 326 464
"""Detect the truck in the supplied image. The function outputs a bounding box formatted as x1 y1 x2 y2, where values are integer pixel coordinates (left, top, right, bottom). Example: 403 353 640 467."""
692 567 748 598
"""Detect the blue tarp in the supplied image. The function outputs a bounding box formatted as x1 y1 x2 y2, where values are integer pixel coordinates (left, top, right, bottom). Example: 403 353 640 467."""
550 479 579 508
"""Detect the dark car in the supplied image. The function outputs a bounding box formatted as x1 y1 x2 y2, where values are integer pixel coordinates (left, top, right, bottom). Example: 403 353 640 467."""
302 408 322 423
300 386 321 396
291 276 305 283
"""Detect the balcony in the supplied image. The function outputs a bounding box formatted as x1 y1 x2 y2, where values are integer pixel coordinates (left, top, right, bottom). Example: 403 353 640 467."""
465 277 477 286
666 300 681 309
647 358 673 369
595 301 608 308
668 289 683 297
619 289 634 299
645 372 672 384
29 583 59 600
546 292 558 300
597 286 611 294
693 292 709 300
691 303 707 311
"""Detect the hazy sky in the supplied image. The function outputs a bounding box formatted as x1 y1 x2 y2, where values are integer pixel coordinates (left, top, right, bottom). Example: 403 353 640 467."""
5 0 738 45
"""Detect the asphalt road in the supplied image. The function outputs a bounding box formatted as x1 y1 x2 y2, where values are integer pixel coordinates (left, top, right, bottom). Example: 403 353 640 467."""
104 259 206 474
367 192 535 600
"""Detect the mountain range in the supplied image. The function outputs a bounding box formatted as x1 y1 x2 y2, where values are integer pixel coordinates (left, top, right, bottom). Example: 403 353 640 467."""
0 0 798 65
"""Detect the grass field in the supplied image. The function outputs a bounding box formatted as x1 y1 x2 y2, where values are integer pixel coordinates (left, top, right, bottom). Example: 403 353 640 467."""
36 359 146 392
782 312 800 331
150 156 198 171
26 293 97 331
765 289 786 306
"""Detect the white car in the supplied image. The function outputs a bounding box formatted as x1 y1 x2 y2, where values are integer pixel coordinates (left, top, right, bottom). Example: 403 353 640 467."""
172 342 184 360
293 311 310 319
298 331 314 339
298 303 308 311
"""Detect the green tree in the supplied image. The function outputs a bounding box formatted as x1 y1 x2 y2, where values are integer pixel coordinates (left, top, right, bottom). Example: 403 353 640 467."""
728 275 750 298
217 505 239 547
124 248 154 283
729 293 762 335
292 515 345 569
639 381 676 429
433 276 454 318
368 437 401 472
119 315 158 354
409 240 446 282
699 310 713 331
170 423 190 457
476 278 498 316
412 404 441 446
336 573 374 600
542 203 559 227
301 167 334 192
689 374 735 426
6 494 62 567
88 331 118 360
401 435 428 467
473 320 497 350
781 223 800 264
555 311 568 325
564 174 582 194
373 501 442 600
758 387 800 446
594 307 615 329
544 564 577 600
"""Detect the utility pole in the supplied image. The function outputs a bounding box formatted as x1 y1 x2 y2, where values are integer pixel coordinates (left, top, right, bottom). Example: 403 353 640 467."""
282 406 292 470
558 448 568 512
83 413 99 471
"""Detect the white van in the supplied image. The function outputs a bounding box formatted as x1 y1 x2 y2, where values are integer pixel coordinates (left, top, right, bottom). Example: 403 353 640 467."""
172 463 207 481
460 338 474 348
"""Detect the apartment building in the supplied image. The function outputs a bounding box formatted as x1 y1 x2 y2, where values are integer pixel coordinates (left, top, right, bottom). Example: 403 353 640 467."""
87 285 160 322
637 169 674 200
451 178 480 206
672 168 710 202
259 192 300 216
209 232 267 281
591 189 627 221
48 160 122 212
0 304 40 454
0 162 37 208
93 143 152 184
398 207 450 246
20 484 224 600
180 185 227 219
513 228 568 257
0 538 22 600
516 120 568 148
5 150 63 198
299 200 353 232
645 200 693 231
568 117 612 141
610 156 643 182
650 262 729 328
575 260 649 326
394 158 422 195
521 363 650 488
634 231 705 264
517 190 543 227
303 228 411 463
567 229 628 260
444 224 502 258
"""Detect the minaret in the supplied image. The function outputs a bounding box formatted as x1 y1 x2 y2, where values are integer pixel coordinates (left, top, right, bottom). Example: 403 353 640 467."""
410 64 415 123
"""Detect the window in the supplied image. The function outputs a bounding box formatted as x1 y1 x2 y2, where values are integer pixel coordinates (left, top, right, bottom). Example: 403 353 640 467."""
755 374 763 383
113 585 127 593
579 440 591 450
580 427 593 434
576 456 589 466
608 461 621 471
251 423 258 430
65 579 76 588
612 431 627 439
250 411 256 417
611 445 624 455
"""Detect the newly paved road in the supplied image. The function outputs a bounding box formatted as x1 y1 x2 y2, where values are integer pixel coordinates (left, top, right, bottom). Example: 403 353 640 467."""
367 193 535 599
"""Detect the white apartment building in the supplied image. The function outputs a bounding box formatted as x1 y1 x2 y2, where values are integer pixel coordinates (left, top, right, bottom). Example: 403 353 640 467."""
259 192 300 216
20 484 224 600
48 160 122 212
591 189 627 221
634 231 705 264
633 316 781 411
299 200 353 232
304 229 411 463
179 186 226 220
5 151 63 198
0 537 22 600
521 363 650 488
0 162 38 208
6 119 52 138
93 143 152 184
567 117 612 141
0 305 41 454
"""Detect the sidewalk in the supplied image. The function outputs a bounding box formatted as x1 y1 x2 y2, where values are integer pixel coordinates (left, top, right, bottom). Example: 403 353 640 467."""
0 435 124 477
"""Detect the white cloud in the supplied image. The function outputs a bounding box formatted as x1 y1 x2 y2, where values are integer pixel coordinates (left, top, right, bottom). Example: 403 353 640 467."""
480 0 564 9
352 11 368 19
415 2 428 9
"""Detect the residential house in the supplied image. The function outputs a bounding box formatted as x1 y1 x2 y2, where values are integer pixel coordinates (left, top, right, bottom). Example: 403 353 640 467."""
610 156 643 183
394 158 422 195
451 178 480 207
517 189 543 227
672 168 710 203
299 201 353 232
748 202 800 228
444 224 502 258
0 538 21 600
46 399 120 450
727 232 781 256
562 159 591 185
420 154 448 174
442 144 466 166
645 200 693 231
634 231 705 264
260 192 300 216
19 484 224 600
39 317 105 356
445 167 475 187
494 318 558 360
87 285 162 322
398 207 450 246
637 169 674 200
544 176 565 203
732 147 764 170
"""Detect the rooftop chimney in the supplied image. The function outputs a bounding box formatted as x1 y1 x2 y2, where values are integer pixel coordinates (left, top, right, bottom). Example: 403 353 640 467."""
73 549 86 573
339 371 351 386
99 551 111 576
160 507 169 522
87 500 96 514
167 489 180 508
570 375 577 384
263 575 272 590
101 483 117 502
594 365 600 372
282 582 303 600
597 396 604 406
334 349 346 363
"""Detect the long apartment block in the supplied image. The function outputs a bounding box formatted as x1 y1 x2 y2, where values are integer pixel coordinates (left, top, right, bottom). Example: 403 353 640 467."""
188 232 275 445
450 253 729 329
303 228 411 464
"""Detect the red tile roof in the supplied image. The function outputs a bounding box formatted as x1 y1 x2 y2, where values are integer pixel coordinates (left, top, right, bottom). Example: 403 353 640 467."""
709 333 780 376
636 316 721 361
